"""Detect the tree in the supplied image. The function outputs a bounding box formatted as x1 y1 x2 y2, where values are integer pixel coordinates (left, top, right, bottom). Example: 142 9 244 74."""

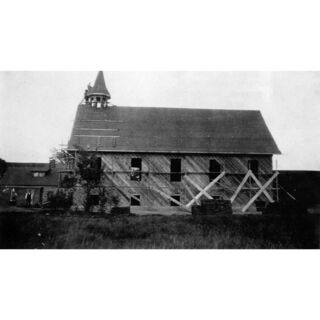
0 158 7 179
51 146 120 213
75 148 105 212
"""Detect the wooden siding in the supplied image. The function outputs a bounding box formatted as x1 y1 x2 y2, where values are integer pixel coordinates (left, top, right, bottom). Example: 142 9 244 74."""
100 153 274 211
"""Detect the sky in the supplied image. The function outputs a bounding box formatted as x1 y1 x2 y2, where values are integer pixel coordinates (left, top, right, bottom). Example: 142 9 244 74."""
0 71 319 171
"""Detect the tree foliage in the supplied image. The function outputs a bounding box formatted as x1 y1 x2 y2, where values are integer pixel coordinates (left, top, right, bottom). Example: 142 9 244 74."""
51 146 120 213
0 158 7 179
75 148 106 212
76 149 103 188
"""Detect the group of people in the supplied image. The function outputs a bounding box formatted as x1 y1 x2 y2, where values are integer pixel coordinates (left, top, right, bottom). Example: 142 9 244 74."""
9 189 33 207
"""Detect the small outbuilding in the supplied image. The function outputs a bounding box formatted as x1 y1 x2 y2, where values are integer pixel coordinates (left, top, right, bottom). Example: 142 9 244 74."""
0 161 59 206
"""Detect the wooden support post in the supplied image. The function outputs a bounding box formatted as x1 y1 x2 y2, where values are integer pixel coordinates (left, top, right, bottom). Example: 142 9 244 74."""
185 171 225 208
149 185 186 208
184 175 212 199
249 171 274 203
182 180 200 205
230 170 252 203
241 171 279 213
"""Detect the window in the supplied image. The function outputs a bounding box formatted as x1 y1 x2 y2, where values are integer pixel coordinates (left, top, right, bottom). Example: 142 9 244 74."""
248 160 259 176
170 158 182 182
130 158 142 181
96 97 101 102
33 172 45 177
170 195 180 206
130 195 141 206
89 195 100 206
209 159 221 181
212 195 223 200
96 157 102 170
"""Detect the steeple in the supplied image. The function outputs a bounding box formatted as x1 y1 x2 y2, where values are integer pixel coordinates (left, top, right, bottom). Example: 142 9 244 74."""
84 71 111 108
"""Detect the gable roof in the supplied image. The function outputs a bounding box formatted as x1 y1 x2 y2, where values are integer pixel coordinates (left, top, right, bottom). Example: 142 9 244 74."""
0 163 59 187
68 105 280 155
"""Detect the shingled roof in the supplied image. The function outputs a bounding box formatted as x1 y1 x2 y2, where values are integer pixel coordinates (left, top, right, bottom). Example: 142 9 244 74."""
68 105 280 155
0 163 59 187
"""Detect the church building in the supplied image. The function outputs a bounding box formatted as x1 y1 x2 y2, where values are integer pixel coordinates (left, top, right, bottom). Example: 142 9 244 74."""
68 71 280 213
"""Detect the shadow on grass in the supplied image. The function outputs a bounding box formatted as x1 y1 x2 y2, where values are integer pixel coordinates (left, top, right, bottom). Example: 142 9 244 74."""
0 212 319 249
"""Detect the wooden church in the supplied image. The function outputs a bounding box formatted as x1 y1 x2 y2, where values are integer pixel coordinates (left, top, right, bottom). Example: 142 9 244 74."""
68 71 280 213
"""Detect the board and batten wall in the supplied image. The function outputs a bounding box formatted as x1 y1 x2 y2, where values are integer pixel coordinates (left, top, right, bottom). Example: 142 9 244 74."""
100 153 274 211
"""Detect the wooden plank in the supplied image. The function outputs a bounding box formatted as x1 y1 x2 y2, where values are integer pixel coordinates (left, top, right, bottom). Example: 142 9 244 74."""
242 172 279 213
230 170 251 203
184 175 212 199
185 171 225 208
182 180 200 205
73 135 120 138
249 171 274 202
75 128 118 131
149 185 185 207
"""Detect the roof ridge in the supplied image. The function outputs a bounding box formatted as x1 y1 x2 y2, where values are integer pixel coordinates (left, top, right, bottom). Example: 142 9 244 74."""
97 105 262 112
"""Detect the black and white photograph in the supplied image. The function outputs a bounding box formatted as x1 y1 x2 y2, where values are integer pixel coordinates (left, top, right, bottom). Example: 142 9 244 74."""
1 70 319 249
1 1 320 320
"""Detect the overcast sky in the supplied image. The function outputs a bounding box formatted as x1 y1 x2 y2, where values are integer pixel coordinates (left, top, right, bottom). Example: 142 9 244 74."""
0 71 319 170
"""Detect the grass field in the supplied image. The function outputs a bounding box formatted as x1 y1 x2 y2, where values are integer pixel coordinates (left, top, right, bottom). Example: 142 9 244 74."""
0 211 319 249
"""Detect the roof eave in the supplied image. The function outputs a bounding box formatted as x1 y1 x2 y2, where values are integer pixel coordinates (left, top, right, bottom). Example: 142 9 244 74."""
67 147 279 155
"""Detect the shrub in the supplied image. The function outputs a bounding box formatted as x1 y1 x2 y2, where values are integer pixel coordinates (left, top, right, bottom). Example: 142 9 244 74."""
48 190 73 210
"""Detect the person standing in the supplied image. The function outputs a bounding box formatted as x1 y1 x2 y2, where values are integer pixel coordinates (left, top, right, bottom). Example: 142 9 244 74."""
10 188 18 206
25 190 32 207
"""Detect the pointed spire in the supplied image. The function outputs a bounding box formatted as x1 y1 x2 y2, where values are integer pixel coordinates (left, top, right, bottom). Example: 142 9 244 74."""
84 71 112 107
91 71 111 98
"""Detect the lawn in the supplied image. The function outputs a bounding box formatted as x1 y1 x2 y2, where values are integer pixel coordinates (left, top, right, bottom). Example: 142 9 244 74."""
0 211 319 249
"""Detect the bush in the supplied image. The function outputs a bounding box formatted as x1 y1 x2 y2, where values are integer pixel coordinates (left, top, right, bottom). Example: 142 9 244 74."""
47 190 73 210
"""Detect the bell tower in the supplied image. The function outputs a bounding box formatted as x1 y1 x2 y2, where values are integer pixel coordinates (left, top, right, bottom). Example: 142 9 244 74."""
84 71 111 108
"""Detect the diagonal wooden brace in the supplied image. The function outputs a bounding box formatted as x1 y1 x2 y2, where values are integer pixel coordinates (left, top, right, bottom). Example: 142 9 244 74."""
149 185 186 208
182 180 200 205
185 171 226 208
242 171 279 213
249 171 274 203
230 170 252 203
184 175 212 199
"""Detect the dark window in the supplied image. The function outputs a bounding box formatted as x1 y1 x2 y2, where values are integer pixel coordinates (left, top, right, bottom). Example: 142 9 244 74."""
96 97 101 102
248 160 259 176
212 195 223 200
89 195 100 206
130 158 142 181
131 195 141 206
209 159 221 181
170 195 180 206
170 158 182 182
96 157 102 170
